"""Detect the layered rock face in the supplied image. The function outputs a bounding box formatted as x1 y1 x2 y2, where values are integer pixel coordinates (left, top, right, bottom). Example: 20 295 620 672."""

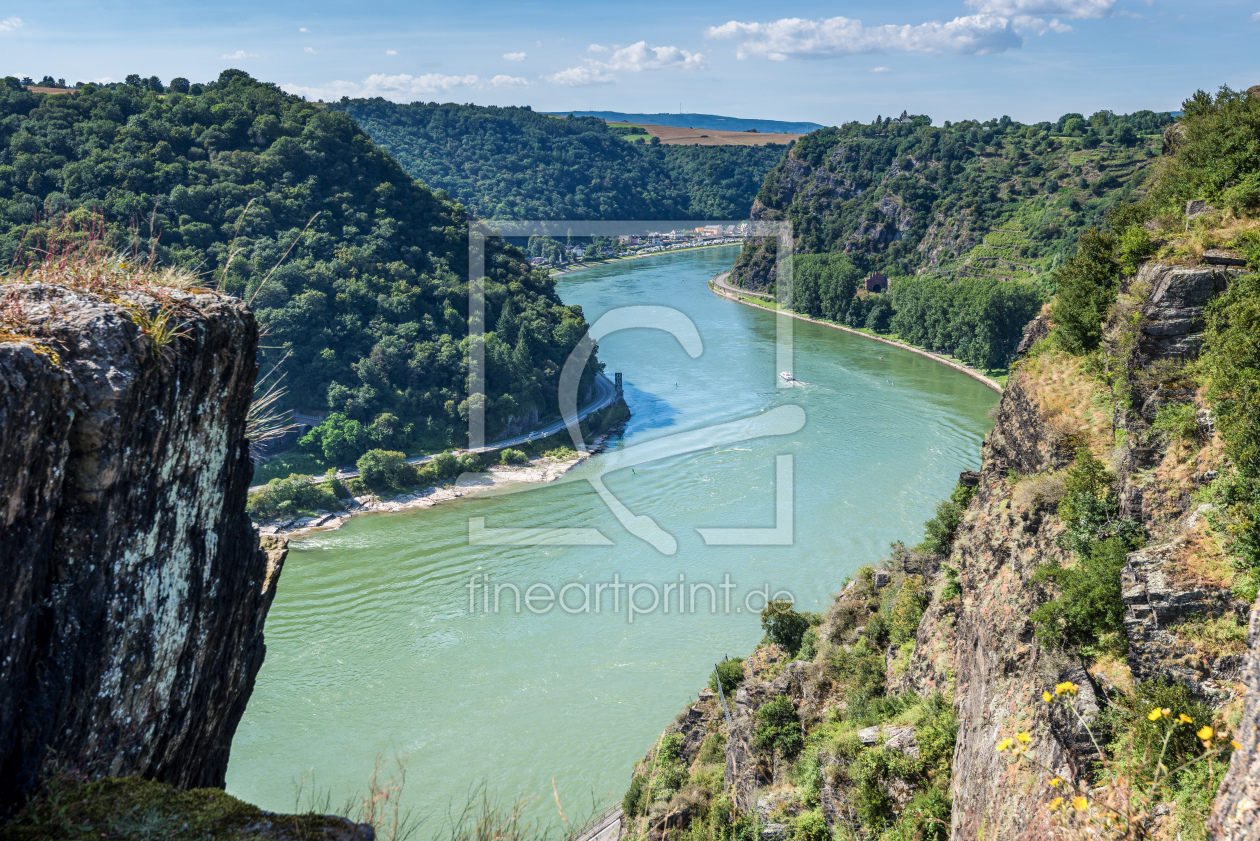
0 283 284 808
1210 596 1260 839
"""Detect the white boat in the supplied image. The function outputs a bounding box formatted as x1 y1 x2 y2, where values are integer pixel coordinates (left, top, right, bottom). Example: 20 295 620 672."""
779 371 798 383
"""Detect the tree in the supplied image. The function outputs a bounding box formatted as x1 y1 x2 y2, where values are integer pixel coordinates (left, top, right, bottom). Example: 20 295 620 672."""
1051 229 1119 354
168 77 190 94
356 449 415 491
124 74 143 87
761 599 810 655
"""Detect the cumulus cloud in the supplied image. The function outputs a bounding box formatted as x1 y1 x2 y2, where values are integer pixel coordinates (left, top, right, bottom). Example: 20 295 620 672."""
299 26 308 32
587 43 609 53
0 16 22 32
1251 10 1260 21
503 51 527 61
386 49 397 55
222 49 258 59
966 0 1113 16
547 41 705 85
490 74 531 87
303 46 317 54
871 66 891 72
1012 15 1073 33
706 15 1021 59
282 72 524 102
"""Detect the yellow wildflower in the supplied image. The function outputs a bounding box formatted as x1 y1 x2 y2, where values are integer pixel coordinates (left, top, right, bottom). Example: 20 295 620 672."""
1233 740 1243 750
1048 777 1062 787
1148 708 1163 721
1073 797 1088 812
1198 726 1213 740
1055 681 1078 695
1043 691 1053 703
997 738 1014 752
1048 797 1062 811
1178 714 1193 724
1017 732 1032 743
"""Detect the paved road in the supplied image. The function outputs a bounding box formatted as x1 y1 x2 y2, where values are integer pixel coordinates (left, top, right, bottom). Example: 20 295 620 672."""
250 372 620 491
711 269 773 299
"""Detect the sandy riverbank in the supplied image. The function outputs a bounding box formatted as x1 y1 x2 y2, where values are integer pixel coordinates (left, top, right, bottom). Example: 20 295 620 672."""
258 430 616 540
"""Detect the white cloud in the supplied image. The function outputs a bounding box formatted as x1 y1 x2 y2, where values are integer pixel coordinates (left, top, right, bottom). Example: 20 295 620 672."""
503 51 527 61
545 65 616 86
0 16 22 32
548 41 705 85
222 49 258 59
386 49 397 55
1012 15 1073 33
1250 10 1260 21
706 15 1021 59
871 66 891 72
587 43 609 53
283 72 494 102
299 26 308 32
966 0 1113 16
490 74 531 87
304 46 317 54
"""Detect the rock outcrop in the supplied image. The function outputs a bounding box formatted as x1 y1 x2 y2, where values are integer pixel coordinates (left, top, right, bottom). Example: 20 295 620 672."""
0 283 284 809
1209 596 1260 839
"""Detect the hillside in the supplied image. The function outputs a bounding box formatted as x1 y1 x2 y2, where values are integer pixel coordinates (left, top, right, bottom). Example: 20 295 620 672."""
0 71 598 459
730 109 1173 291
545 111 823 134
331 100 787 220
624 86 1260 841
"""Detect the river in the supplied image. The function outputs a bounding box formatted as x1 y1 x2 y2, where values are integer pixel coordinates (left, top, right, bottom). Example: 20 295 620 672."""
225 245 998 831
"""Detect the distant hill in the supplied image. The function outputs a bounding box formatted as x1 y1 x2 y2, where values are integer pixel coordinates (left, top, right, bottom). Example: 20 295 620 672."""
334 100 787 220
0 72 599 456
544 111 824 134
731 109 1175 290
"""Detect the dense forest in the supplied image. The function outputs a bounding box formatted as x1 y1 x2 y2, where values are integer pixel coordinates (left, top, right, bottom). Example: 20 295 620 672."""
731 108 1174 290
331 100 787 220
0 71 598 459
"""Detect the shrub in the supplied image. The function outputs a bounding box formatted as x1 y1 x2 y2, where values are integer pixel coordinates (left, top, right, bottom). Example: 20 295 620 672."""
940 565 962 601
1153 402 1201 444
246 472 344 520
752 696 803 760
914 693 958 783
622 774 646 817
709 658 746 697
884 788 951 841
761 599 810 655
790 810 828 841
355 449 417 492
851 748 921 830
831 638 887 721
498 447 527 465
1117 224 1157 274
888 576 927 646
457 451 485 473
1031 536 1131 652
918 482 976 555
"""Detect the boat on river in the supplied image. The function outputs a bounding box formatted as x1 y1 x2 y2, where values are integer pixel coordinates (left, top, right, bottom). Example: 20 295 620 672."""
779 371 799 383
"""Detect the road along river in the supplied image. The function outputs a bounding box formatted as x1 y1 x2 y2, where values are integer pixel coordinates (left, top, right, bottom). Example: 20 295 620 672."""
226 245 998 831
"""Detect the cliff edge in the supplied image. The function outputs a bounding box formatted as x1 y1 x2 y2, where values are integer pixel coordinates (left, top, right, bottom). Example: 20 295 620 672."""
0 279 284 809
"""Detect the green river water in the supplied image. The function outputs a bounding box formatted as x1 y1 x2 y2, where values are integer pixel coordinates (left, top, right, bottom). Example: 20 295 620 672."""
226 245 999 830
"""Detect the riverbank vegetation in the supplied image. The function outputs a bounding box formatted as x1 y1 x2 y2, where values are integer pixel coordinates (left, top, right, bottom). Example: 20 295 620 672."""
330 100 786 220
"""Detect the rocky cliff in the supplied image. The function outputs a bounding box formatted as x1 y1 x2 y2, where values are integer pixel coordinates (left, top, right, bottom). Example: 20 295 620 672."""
620 252 1260 840
0 280 284 809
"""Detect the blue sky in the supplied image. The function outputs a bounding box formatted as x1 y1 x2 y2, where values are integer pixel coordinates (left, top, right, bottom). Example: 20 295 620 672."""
2 1 1258 125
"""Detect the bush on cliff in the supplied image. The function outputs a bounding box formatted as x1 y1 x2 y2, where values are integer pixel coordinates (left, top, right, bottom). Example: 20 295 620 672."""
752 696 803 761
760 599 813 655
1030 448 1144 652
1051 228 1121 354
709 658 746 696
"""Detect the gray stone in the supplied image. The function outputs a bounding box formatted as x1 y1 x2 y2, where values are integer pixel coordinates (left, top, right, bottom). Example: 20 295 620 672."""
0 283 283 807
1185 199 1215 219
857 725 919 757
1203 248 1248 267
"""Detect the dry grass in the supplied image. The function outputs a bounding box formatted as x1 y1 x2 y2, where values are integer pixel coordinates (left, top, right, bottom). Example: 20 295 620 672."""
1157 212 1260 263
1179 613 1249 661
1017 350 1114 456
1174 527 1234 589
1012 470 1069 511
1089 654 1135 695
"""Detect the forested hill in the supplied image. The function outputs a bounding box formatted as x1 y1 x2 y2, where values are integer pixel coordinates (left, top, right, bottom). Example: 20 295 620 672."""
730 109 1173 291
330 99 786 220
0 71 597 457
